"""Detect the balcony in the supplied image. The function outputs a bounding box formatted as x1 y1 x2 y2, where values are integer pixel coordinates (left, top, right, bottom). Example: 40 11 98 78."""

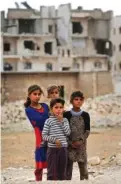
20 50 57 58
58 58 73 68
72 48 100 57
3 51 20 59
72 34 87 38
72 48 109 58
71 12 90 18
21 50 41 57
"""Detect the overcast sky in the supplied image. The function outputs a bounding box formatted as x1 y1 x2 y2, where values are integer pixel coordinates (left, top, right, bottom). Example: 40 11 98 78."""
0 0 121 16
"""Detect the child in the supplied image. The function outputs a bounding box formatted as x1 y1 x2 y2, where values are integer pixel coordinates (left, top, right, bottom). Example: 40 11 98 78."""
42 98 71 180
24 84 49 181
47 85 60 100
64 91 90 180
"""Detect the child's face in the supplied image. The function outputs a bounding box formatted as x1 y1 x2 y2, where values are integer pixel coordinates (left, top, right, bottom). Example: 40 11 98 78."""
72 97 84 108
51 103 64 116
29 90 41 103
49 88 59 99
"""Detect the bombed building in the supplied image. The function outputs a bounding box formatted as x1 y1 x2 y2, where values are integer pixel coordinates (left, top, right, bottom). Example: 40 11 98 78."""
1 2 113 72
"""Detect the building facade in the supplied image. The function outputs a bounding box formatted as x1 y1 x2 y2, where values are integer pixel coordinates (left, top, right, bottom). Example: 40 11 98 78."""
111 16 121 76
57 4 112 72
1 3 113 72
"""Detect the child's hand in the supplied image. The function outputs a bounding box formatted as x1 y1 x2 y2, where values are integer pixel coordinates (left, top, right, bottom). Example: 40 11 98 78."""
56 113 63 122
55 139 62 148
72 141 83 148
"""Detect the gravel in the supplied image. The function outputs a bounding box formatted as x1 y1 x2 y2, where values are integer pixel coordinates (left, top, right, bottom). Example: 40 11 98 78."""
2 165 121 184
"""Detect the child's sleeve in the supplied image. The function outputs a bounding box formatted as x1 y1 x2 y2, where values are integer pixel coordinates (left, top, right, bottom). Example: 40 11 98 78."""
63 111 72 145
25 108 42 148
42 119 57 143
25 108 42 128
60 118 71 136
25 108 36 128
83 112 90 139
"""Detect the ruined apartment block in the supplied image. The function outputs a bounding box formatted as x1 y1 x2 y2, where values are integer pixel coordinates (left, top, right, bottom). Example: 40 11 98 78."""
1 3 113 72
111 16 121 76
1 5 59 72
57 4 113 72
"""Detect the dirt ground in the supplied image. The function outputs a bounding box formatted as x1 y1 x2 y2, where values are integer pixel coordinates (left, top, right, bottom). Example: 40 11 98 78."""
1 127 121 170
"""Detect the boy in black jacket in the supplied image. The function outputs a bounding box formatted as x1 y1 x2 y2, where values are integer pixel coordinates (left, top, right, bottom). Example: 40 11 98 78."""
64 91 90 180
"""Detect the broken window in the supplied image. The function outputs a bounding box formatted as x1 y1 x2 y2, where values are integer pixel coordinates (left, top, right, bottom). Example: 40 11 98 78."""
56 39 61 46
4 62 13 71
58 85 64 98
62 67 70 71
119 27 121 34
119 44 121 51
67 49 70 57
19 19 35 34
46 63 52 71
95 40 105 54
72 22 83 34
44 42 52 55
48 25 53 33
94 62 102 68
4 43 10 52
24 62 32 69
24 41 35 50
95 39 112 55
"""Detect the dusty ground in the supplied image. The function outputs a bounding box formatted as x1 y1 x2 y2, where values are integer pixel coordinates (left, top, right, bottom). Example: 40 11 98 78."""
1 128 121 184
1 128 121 169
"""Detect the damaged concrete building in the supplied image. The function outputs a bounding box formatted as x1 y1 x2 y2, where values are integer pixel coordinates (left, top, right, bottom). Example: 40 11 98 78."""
57 4 112 71
111 16 121 76
1 3 113 72
1 4 59 72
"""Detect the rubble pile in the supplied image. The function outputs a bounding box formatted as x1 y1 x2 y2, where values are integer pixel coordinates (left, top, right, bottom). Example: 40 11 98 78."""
1 94 121 131
1 100 32 132
83 94 121 128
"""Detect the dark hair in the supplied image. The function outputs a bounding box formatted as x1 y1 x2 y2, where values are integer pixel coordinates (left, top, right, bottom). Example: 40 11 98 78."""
50 98 65 109
47 85 60 97
70 91 84 103
24 84 43 108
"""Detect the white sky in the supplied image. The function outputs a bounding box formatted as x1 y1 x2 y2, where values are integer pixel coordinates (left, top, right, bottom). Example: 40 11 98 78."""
0 0 121 16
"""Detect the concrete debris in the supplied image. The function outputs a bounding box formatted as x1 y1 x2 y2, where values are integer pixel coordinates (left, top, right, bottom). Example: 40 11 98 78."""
116 154 121 166
88 156 101 166
1 94 121 132
1 165 121 184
